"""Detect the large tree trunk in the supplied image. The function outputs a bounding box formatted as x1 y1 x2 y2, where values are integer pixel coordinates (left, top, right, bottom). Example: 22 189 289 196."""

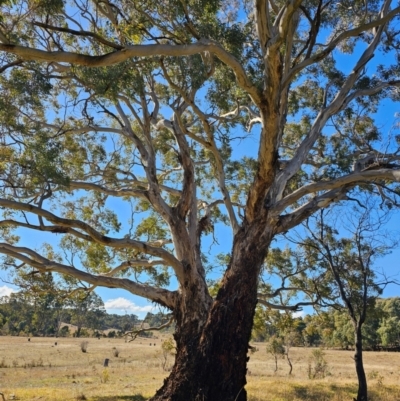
354 325 368 401
151 225 271 401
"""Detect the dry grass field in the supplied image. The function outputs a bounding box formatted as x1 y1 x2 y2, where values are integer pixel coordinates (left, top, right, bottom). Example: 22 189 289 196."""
0 336 400 401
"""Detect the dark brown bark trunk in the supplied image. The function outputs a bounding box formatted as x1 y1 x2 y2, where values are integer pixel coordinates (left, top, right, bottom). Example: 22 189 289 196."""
151 225 271 401
354 325 368 401
286 354 293 375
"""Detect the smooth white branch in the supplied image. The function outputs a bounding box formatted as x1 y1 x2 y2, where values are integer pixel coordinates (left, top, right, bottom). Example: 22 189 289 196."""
0 243 177 309
0 198 183 278
0 39 261 104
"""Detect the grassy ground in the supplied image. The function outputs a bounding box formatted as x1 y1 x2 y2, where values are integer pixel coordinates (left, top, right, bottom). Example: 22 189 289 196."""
0 336 399 400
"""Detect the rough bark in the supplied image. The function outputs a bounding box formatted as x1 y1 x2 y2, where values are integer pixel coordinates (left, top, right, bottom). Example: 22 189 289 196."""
151 224 272 401
354 325 368 401
76 326 82 338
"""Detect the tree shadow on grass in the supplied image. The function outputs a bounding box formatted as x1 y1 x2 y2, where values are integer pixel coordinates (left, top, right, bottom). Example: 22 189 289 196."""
292 385 329 401
91 395 147 401
291 383 357 401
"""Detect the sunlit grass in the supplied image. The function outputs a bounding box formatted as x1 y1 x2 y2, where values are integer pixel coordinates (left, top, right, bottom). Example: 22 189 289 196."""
1 337 400 400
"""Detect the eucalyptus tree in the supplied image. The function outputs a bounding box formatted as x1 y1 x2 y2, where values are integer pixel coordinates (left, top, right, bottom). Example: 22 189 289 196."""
68 290 105 337
293 207 396 401
377 297 400 347
1 1 400 400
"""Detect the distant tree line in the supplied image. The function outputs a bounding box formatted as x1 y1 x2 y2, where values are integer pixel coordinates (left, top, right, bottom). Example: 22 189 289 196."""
0 271 178 338
252 297 400 351
1 272 397 349
0 291 140 337
143 312 173 328
0 272 140 337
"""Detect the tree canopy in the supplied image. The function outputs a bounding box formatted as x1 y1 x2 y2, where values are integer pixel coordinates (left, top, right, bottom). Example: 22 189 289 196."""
1 1 400 400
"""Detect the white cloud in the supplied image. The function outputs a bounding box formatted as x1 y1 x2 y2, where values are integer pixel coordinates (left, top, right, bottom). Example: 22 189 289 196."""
293 310 305 318
0 285 16 297
104 297 154 314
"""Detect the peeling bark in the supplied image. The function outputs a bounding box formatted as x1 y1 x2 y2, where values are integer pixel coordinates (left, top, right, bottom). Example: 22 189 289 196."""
151 225 273 401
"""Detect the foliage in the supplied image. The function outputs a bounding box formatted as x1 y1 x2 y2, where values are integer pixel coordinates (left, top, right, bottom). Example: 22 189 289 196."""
251 297 400 351
308 349 329 379
101 368 109 383
0 287 138 337
377 297 400 347
144 313 173 329
266 336 285 373
68 291 106 337
160 337 176 371
161 337 176 355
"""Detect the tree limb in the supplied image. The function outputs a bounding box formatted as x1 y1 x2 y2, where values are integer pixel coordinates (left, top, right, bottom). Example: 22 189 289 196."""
101 259 168 277
0 243 177 309
68 181 149 199
257 297 317 311
0 198 183 277
274 168 400 214
0 39 261 104
32 21 124 50
283 1 400 87
0 59 23 73
274 2 397 201
277 186 353 233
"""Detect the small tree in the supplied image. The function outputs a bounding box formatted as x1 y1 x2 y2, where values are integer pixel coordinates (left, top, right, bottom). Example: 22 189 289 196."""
266 336 285 373
296 205 397 401
161 337 176 371
283 331 298 375
69 291 105 337
308 348 329 379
